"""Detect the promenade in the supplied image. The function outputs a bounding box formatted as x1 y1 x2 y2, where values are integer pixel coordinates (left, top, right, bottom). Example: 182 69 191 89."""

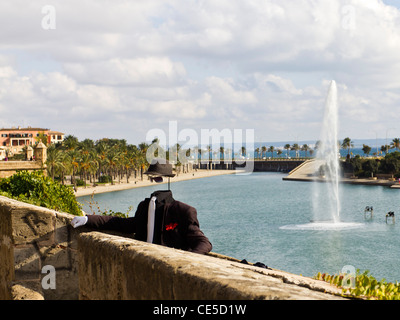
74 169 237 197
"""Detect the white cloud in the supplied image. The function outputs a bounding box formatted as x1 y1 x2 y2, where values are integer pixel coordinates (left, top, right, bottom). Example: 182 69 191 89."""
0 0 400 143
205 76 258 105
64 57 187 87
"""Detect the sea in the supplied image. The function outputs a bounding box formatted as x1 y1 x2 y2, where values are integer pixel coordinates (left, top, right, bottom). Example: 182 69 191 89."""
78 171 400 283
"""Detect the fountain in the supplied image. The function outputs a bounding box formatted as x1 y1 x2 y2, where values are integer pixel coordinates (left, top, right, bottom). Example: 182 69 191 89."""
281 81 363 231
312 80 341 224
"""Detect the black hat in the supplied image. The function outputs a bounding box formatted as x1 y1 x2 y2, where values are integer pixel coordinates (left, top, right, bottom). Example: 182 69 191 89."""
145 158 176 178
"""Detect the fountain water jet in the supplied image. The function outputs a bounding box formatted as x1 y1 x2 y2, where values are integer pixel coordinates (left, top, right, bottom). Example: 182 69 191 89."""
312 80 341 224
281 81 364 231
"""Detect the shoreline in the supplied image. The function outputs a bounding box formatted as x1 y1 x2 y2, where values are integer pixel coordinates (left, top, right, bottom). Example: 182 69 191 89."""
283 176 400 188
74 169 237 197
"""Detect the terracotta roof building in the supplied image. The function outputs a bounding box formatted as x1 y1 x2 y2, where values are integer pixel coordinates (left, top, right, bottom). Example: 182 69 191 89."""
0 126 64 157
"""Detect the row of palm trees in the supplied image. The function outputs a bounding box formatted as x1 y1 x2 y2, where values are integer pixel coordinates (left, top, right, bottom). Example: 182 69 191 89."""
44 135 400 185
342 137 400 157
254 137 400 159
254 143 313 159
46 135 150 187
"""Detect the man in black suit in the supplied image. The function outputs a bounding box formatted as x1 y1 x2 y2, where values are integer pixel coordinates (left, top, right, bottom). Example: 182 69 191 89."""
71 160 212 255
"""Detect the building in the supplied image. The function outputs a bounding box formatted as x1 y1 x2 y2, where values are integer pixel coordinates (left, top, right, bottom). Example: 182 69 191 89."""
48 130 65 145
0 126 64 158
0 147 7 161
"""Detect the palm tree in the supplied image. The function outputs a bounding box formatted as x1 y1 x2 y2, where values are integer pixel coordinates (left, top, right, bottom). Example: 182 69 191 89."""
284 144 291 158
219 146 225 161
104 149 120 185
268 146 275 158
67 149 80 187
381 145 390 155
46 144 65 181
63 135 79 151
95 139 110 181
261 146 267 159
391 138 400 151
341 137 353 157
241 146 246 158
78 150 97 187
301 144 310 158
291 143 299 158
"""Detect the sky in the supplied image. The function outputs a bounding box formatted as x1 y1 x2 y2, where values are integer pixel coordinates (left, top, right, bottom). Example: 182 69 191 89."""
0 0 400 146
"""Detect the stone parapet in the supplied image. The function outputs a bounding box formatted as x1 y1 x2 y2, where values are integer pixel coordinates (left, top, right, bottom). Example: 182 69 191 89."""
0 196 79 300
0 195 345 300
0 161 46 179
78 232 344 300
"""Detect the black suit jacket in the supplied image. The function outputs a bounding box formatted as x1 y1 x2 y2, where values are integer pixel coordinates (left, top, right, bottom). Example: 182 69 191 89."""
85 190 212 254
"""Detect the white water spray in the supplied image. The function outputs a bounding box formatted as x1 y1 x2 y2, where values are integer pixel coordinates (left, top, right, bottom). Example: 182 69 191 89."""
281 80 364 231
313 80 341 223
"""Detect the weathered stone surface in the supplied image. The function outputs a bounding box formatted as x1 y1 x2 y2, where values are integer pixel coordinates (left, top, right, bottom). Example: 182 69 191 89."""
11 207 56 245
0 196 80 300
14 244 41 280
0 198 14 299
78 232 345 300
11 282 44 300
0 161 46 179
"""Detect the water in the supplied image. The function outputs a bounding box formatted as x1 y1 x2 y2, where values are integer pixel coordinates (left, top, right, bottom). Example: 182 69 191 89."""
78 172 400 283
313 80 341 224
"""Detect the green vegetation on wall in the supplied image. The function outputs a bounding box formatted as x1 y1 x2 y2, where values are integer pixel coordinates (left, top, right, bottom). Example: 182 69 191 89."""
315 269 400 300
0 170 82 216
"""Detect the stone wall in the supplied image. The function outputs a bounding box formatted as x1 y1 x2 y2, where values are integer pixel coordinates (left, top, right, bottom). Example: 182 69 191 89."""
0 195 344 300
78 232 344 300
0 196 79 300
199 160 305 173
0 161 46 179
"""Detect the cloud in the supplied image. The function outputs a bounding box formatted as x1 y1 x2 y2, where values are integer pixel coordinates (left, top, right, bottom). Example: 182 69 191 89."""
0 0 400 143
64 57 187 87
205 76 258 105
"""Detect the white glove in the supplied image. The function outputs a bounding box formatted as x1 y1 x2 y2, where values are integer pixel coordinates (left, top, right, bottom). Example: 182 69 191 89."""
71 216 88 228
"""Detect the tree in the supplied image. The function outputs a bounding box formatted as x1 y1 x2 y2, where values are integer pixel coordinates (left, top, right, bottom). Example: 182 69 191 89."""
78 150 97 187
284 144 291 158
219 146 225 161
268 146 275 158
291 143 299 158
391 138 400 151
380 152 400 174
241 146 246 157
46 144 65 181
35 131 48 146
362 144 371 157
362 159 379 177
341 137 353 157
104 148 120 185
381 145 390 155
63 135 79 150
301 144 310 158
261 146 267 159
